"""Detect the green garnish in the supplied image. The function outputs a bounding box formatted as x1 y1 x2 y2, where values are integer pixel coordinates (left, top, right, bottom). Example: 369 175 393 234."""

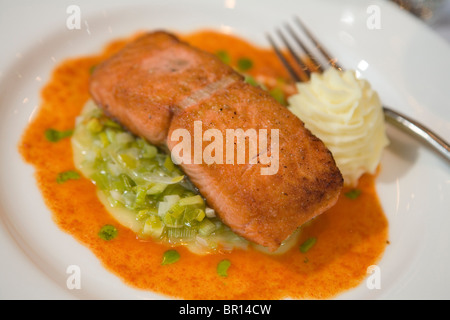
237 57 253 71
345 189 362 199
89 65 97 74
244 75 268 91
164 155 176 172
98 224 118 241
161 249 180 265
217 259 231 277
299 237 317 253
216 50 231 64
269 87 287 106
56 170 80 184
45 128 73 142
244 75 259 87
72 102 248 252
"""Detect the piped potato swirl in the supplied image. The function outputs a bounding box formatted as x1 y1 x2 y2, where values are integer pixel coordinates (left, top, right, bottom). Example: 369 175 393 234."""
288 68 389 186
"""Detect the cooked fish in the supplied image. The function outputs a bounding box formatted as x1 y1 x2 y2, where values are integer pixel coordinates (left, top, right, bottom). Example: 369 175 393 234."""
89 31 343 251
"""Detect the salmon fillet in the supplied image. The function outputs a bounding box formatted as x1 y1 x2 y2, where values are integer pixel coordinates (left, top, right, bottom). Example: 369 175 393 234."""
89 31 343 251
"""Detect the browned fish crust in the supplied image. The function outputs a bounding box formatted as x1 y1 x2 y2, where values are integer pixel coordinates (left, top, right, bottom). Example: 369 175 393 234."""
90 31 343 251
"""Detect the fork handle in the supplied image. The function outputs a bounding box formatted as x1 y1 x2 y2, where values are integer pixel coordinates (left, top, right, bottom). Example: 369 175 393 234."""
383 106 450 163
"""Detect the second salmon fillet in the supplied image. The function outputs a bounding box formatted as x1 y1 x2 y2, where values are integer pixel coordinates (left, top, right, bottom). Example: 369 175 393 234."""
89 31 343 251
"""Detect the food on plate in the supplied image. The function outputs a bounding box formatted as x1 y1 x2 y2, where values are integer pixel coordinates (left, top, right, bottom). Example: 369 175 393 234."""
19 30 389 299
288 68 389 186
72 100 249 253
89 31 343 251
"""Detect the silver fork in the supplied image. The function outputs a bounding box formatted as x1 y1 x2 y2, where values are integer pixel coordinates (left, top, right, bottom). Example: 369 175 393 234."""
267 16 450 163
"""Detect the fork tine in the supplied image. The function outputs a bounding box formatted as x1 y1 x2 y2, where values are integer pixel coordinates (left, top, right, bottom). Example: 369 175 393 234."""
266 33 302 82
284 23 324 74
275 28 311 78
268 16 342 83
294 16 342 70
269 16 450 162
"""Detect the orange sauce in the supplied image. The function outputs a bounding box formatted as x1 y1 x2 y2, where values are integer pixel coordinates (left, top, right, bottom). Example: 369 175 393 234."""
19 30 388 299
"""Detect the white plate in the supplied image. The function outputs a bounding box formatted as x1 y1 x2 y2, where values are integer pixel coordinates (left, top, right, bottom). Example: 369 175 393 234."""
1 0 449 300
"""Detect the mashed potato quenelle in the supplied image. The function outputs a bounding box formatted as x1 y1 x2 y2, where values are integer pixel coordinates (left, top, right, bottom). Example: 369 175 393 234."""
288 68 389 186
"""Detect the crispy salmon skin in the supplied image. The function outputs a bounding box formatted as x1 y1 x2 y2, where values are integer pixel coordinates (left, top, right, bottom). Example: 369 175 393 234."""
90 31 343 251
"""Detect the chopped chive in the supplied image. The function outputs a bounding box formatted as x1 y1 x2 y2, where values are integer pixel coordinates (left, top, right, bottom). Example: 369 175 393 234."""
237 57 253 71
98 224 118 241
161 249 180 265
299 237 317 253
89 65 97 74
56 170 80 184
244 75 259 87
217 259 231 277
244 75 267 90
216 50 231 64
345 189 362 199
269 87 287 106
45 128 73 142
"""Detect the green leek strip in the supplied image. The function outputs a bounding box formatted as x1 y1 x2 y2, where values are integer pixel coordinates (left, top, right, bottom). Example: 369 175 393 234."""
170 175 185 183
166 203 185 219
91 172 108 190
166 227 197 240
73 102 250 252
163 211 184 228
137 210 150 221
134 186 148 207
178 195 204 206
198 218 216 236
141 142 157 159
103 118 121 129
194 208 205 222
143 215 164 238
299 237 317 253
164 194 181 204
98 131 110 147
161 249 180 265
118 153 137 169
183 207 199 223
164 155 176 172
119 173 136 189
87 118 103 133
147 183 168 195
